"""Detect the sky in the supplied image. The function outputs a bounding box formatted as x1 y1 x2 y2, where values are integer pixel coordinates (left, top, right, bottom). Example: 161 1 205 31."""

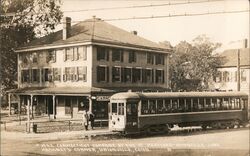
60 0 249 51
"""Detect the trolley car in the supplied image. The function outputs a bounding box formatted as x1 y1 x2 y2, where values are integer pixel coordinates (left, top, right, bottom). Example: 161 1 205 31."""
109 91 249 134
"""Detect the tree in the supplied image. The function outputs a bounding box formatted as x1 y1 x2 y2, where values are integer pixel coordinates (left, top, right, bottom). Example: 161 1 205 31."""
169 35 222 91
0 0 63 95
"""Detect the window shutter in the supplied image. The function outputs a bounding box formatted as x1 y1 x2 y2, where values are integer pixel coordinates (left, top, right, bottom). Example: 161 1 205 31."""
83 47 87 60
106 49 109 61
162 70 165 83
121 51 124 62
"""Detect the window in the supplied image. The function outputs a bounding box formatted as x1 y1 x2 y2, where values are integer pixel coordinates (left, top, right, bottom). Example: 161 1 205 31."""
157 100 165 113
112 66 121 82
129 51 136 63
112 103 117 114
43 68 53 82
32 53 38 63
132 68 142 83
155 53 164 65
32 69 39 82
148 100 156 114
112 49 123 62
118 103 124 115
73 47 79 60
70 67 75 81
145 69 153 83
21 69 30 83
78 46 87 60
97 66 109 82
63 67 71 81
21 53 29 64
78 97 89 111
97 46 109 61
223 71 229 82
147 52 154 64
155 69 164 83
53 68 61 81
64 48 73 61
124 67 132 82
47 50 56 63
141 100 149 114
77 66 87 81
199 98 205 110
241 70 247 82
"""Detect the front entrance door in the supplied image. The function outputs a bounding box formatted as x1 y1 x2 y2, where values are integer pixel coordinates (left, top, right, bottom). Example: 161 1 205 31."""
65 97 73 118
126 102 138 132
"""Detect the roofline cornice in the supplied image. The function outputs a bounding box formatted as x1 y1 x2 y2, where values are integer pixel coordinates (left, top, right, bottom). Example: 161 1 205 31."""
15 40 172 53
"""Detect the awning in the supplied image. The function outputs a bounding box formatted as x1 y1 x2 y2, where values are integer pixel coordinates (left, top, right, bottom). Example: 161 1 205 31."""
7 87 115 96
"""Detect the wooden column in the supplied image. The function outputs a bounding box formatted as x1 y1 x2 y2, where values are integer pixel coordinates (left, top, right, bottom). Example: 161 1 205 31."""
52 95 56 119
8 93 11 116
27 96 30 133
89 96 92 112
31 95 33 119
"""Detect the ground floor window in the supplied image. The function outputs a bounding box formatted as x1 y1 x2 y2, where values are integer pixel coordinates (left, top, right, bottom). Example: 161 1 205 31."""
93 101 108 119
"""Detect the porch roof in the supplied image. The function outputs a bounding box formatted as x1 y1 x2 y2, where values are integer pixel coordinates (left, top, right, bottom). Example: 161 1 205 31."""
8 87 115 95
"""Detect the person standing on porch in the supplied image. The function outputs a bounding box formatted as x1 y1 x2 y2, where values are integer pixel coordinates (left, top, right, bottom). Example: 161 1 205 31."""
82 110 89 130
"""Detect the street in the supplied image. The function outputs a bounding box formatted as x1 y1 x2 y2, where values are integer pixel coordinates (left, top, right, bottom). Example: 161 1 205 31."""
1 128 249 156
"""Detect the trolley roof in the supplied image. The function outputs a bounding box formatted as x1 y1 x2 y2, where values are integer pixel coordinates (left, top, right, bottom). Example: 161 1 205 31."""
110 91 248 100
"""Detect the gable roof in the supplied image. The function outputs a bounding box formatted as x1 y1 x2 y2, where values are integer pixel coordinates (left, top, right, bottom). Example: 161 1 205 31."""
16 18 171 53
219 48 250 67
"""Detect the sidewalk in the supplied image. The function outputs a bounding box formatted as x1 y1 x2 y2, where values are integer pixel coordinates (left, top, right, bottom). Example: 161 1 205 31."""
1 128 114 141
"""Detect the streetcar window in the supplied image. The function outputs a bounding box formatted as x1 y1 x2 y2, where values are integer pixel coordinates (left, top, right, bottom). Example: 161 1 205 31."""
157 99 165 114
205 98 211 111
165 99 171 113
112 103 117 113
199 98 205 111
193 98 199 111
127 103 137 115
141 100 149 114
235 98 240 109
149 100 156 114
223 98 229 110
179 99 185 112
217 98 223 110
186 98 192 112
172 99 178 113
118 103 124 115
211 98 217 110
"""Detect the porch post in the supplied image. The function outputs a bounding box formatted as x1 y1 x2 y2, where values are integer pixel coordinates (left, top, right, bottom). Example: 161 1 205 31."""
27 96 30 133
89 96 92 112
8 93 11 116
31 95 33 119
17 95 21 122
52 95 56 119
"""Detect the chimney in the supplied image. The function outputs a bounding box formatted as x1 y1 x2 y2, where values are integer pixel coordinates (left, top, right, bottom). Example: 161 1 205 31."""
131 31 137 35
63 17 71 40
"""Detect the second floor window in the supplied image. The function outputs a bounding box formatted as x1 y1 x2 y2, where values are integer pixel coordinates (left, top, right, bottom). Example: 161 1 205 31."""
42 68 53 82
97 66 109 82
21 69 30 83
47 50 56 63
112 66 121 82
155 69 164 83
147 52 154 64
77 66 87 81
32 53 38 63
97 46 109 61
112 49 123 62
146 69 153 83
155 53 165 65
53 68 61 81
128 51 136 63
65 48 73 61
124 67 132 82
32 69 39 82
132 68 142 83
78 46 87 60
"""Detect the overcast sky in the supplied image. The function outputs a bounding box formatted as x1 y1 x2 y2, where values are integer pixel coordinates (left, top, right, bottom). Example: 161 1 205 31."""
60 0 249 51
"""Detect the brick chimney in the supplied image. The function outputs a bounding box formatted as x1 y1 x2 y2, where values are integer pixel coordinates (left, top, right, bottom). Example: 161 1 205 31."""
131 31 137 35
63 17 71 40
